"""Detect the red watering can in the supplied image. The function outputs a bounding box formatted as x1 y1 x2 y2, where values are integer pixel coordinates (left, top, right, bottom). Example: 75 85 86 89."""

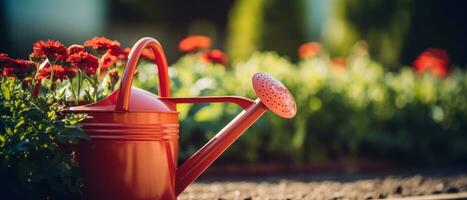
66 37 297 199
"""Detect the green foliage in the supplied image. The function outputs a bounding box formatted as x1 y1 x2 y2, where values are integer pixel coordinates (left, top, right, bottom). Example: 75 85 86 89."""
0 77 89 199
227 0 265 61
138 51 467 165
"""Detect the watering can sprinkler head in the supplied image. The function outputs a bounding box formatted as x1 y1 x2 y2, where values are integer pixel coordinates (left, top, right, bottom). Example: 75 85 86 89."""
252 73 297 119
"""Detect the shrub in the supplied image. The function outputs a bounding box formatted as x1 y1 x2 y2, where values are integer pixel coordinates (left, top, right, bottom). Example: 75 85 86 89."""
137 44 467 165
0 77 88 199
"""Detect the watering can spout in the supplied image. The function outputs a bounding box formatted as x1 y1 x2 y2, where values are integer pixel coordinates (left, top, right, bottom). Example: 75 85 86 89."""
169 73 297 196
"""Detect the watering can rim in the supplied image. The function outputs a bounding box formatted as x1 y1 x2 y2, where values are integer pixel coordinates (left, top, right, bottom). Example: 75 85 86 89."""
64 86 179 113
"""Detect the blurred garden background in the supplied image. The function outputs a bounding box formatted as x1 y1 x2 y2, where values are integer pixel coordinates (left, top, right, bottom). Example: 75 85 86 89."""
1 0 467 169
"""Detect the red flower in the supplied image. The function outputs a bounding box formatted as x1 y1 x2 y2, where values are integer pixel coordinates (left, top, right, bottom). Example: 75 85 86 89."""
100 52 117 70
65 67 78 78
3 59 35 77
67 51 99 75
68 44 85 55
141 48 156 61
119 48 132 60
108 47 127 57
0 53 16 69
298 42 322 59
178 35 211 52
30 40 68 62
2 68 15 77
121 48 155 61
84 37 121 54
412 48 449 78
37 65 76 80
202 49 228 65
331 57 347 73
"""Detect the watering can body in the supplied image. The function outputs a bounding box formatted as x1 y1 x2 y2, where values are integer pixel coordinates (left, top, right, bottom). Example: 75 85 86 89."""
71 89 180 199
65 37 296 200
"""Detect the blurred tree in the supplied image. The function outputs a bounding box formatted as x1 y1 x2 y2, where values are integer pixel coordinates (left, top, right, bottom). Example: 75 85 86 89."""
227 0 306 62
323 0 412 67
226 0 266 61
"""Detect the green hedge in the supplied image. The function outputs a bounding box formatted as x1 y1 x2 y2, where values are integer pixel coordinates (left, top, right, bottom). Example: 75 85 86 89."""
136 51 467 165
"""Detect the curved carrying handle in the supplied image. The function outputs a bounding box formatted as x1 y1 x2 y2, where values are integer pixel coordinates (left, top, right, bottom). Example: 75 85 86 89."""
115 37 171 111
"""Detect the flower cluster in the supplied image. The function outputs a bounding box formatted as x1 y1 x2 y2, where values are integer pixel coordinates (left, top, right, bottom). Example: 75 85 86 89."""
178 35 228 65
67 50 98 75
0 54 35 78
297 41 451 78
1 36 129 104
36 64 77 81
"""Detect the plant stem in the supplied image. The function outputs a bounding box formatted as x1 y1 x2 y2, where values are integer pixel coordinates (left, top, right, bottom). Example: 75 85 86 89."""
69 77 77 105
77 70 82 104
49 60 56 98
93 76 98 102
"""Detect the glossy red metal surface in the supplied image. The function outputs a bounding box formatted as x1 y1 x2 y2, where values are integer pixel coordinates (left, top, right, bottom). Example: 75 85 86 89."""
52 37 296 199
75 111 179 200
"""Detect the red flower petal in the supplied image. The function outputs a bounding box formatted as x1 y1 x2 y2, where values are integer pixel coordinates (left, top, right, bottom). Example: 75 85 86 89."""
178 35 211 53
100 52 117 70
298 42 322 59
202 49 228 65
412 48 450 78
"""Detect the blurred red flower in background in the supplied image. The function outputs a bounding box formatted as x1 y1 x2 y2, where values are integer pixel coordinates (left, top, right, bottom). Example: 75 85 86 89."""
202 49 228 65
67 51 99 75
178 35 211 52
122 48 155 61
37 65 77 80
141 49 156 61
84 37 121 54
298 42 322 59
412 48 450 78
30 40 68 62
331 57 347 73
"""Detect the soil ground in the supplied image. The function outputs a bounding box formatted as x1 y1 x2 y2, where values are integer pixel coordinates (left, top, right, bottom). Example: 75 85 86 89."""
178 174 467 200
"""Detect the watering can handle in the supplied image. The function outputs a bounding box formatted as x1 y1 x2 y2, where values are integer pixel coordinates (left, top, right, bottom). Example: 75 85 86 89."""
115 37 171 111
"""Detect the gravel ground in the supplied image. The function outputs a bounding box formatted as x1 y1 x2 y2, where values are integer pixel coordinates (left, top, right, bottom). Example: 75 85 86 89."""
178 174 467 200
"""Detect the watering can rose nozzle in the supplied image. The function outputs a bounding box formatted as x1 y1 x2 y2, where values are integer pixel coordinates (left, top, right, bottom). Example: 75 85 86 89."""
251 73 297 119
174 72 297 195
